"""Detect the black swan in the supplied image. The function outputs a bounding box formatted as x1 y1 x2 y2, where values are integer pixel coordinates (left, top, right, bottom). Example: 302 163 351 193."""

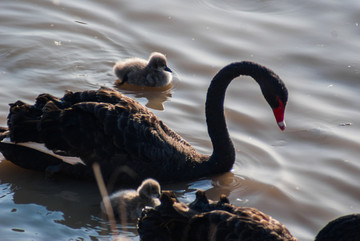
114 52 173 87
0 61 288 184
101 178 160 220
138 191 360 241
315 213 360 241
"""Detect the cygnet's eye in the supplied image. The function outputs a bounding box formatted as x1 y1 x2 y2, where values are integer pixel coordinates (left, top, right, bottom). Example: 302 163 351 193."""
157 63 165 69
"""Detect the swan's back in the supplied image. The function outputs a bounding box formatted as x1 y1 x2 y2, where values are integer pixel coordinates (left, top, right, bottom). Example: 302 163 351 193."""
5 87 199 184
184 210 296 241
138 191 297 241
114 58 147 85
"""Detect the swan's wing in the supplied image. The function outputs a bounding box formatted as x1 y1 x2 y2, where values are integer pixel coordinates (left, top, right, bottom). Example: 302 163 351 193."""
6 88 194 183
184 210 297 241
138 200 297 241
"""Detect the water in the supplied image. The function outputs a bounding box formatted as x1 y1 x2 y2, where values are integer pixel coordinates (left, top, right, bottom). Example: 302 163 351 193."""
1 0 360 240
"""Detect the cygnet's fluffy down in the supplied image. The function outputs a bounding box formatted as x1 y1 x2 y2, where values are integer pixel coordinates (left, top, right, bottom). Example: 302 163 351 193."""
101 178 161 220
114 52 173 87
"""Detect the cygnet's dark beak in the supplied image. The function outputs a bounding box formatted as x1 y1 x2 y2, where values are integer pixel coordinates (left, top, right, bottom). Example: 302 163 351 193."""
164 66 172 73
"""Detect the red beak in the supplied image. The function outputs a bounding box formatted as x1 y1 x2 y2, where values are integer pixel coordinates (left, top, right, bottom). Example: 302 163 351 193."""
272 98 286 131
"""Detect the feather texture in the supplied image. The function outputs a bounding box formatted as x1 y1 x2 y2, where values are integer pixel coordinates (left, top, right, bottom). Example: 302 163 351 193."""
138 191 360 241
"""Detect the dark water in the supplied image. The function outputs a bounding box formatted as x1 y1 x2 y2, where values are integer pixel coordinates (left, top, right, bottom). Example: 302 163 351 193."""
1 0 360 240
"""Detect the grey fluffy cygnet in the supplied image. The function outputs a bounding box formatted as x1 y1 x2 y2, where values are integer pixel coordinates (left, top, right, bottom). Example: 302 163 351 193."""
101 178 161 220
114 52 173 87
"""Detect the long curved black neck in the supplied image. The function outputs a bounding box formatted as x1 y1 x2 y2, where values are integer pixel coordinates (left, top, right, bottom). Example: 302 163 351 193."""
205 61 275 173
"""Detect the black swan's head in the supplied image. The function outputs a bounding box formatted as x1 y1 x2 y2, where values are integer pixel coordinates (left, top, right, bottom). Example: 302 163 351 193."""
255 64 288 131
208 61 288 132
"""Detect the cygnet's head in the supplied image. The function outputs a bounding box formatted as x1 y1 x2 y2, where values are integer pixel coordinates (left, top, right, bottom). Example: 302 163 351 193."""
138 178 161 199
147 52 172 73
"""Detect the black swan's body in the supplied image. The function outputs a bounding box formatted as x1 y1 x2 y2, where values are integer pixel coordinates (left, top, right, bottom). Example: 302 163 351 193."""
138 191 360 241
315 214 360 241
0 62 288 184
138 191 296 241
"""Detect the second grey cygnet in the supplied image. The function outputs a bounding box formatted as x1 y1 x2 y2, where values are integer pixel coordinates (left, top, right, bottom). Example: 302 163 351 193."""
101 178 161 220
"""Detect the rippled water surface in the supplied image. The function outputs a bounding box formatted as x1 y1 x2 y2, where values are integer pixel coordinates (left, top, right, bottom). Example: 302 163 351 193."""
1 0 360 240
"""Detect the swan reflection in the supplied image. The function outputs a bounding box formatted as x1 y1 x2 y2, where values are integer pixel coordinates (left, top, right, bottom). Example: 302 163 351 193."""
115 82 173 111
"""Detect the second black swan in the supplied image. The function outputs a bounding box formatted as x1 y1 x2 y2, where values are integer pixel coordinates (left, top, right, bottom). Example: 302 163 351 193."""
138 191 360 241
0 61 288 184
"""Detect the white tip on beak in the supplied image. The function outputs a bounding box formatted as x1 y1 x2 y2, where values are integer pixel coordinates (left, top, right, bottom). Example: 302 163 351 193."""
278 121 286 131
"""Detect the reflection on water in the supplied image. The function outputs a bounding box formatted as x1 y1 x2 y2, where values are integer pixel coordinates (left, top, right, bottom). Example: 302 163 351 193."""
115 82 173 111
1 0 360 240
0 161 104 240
